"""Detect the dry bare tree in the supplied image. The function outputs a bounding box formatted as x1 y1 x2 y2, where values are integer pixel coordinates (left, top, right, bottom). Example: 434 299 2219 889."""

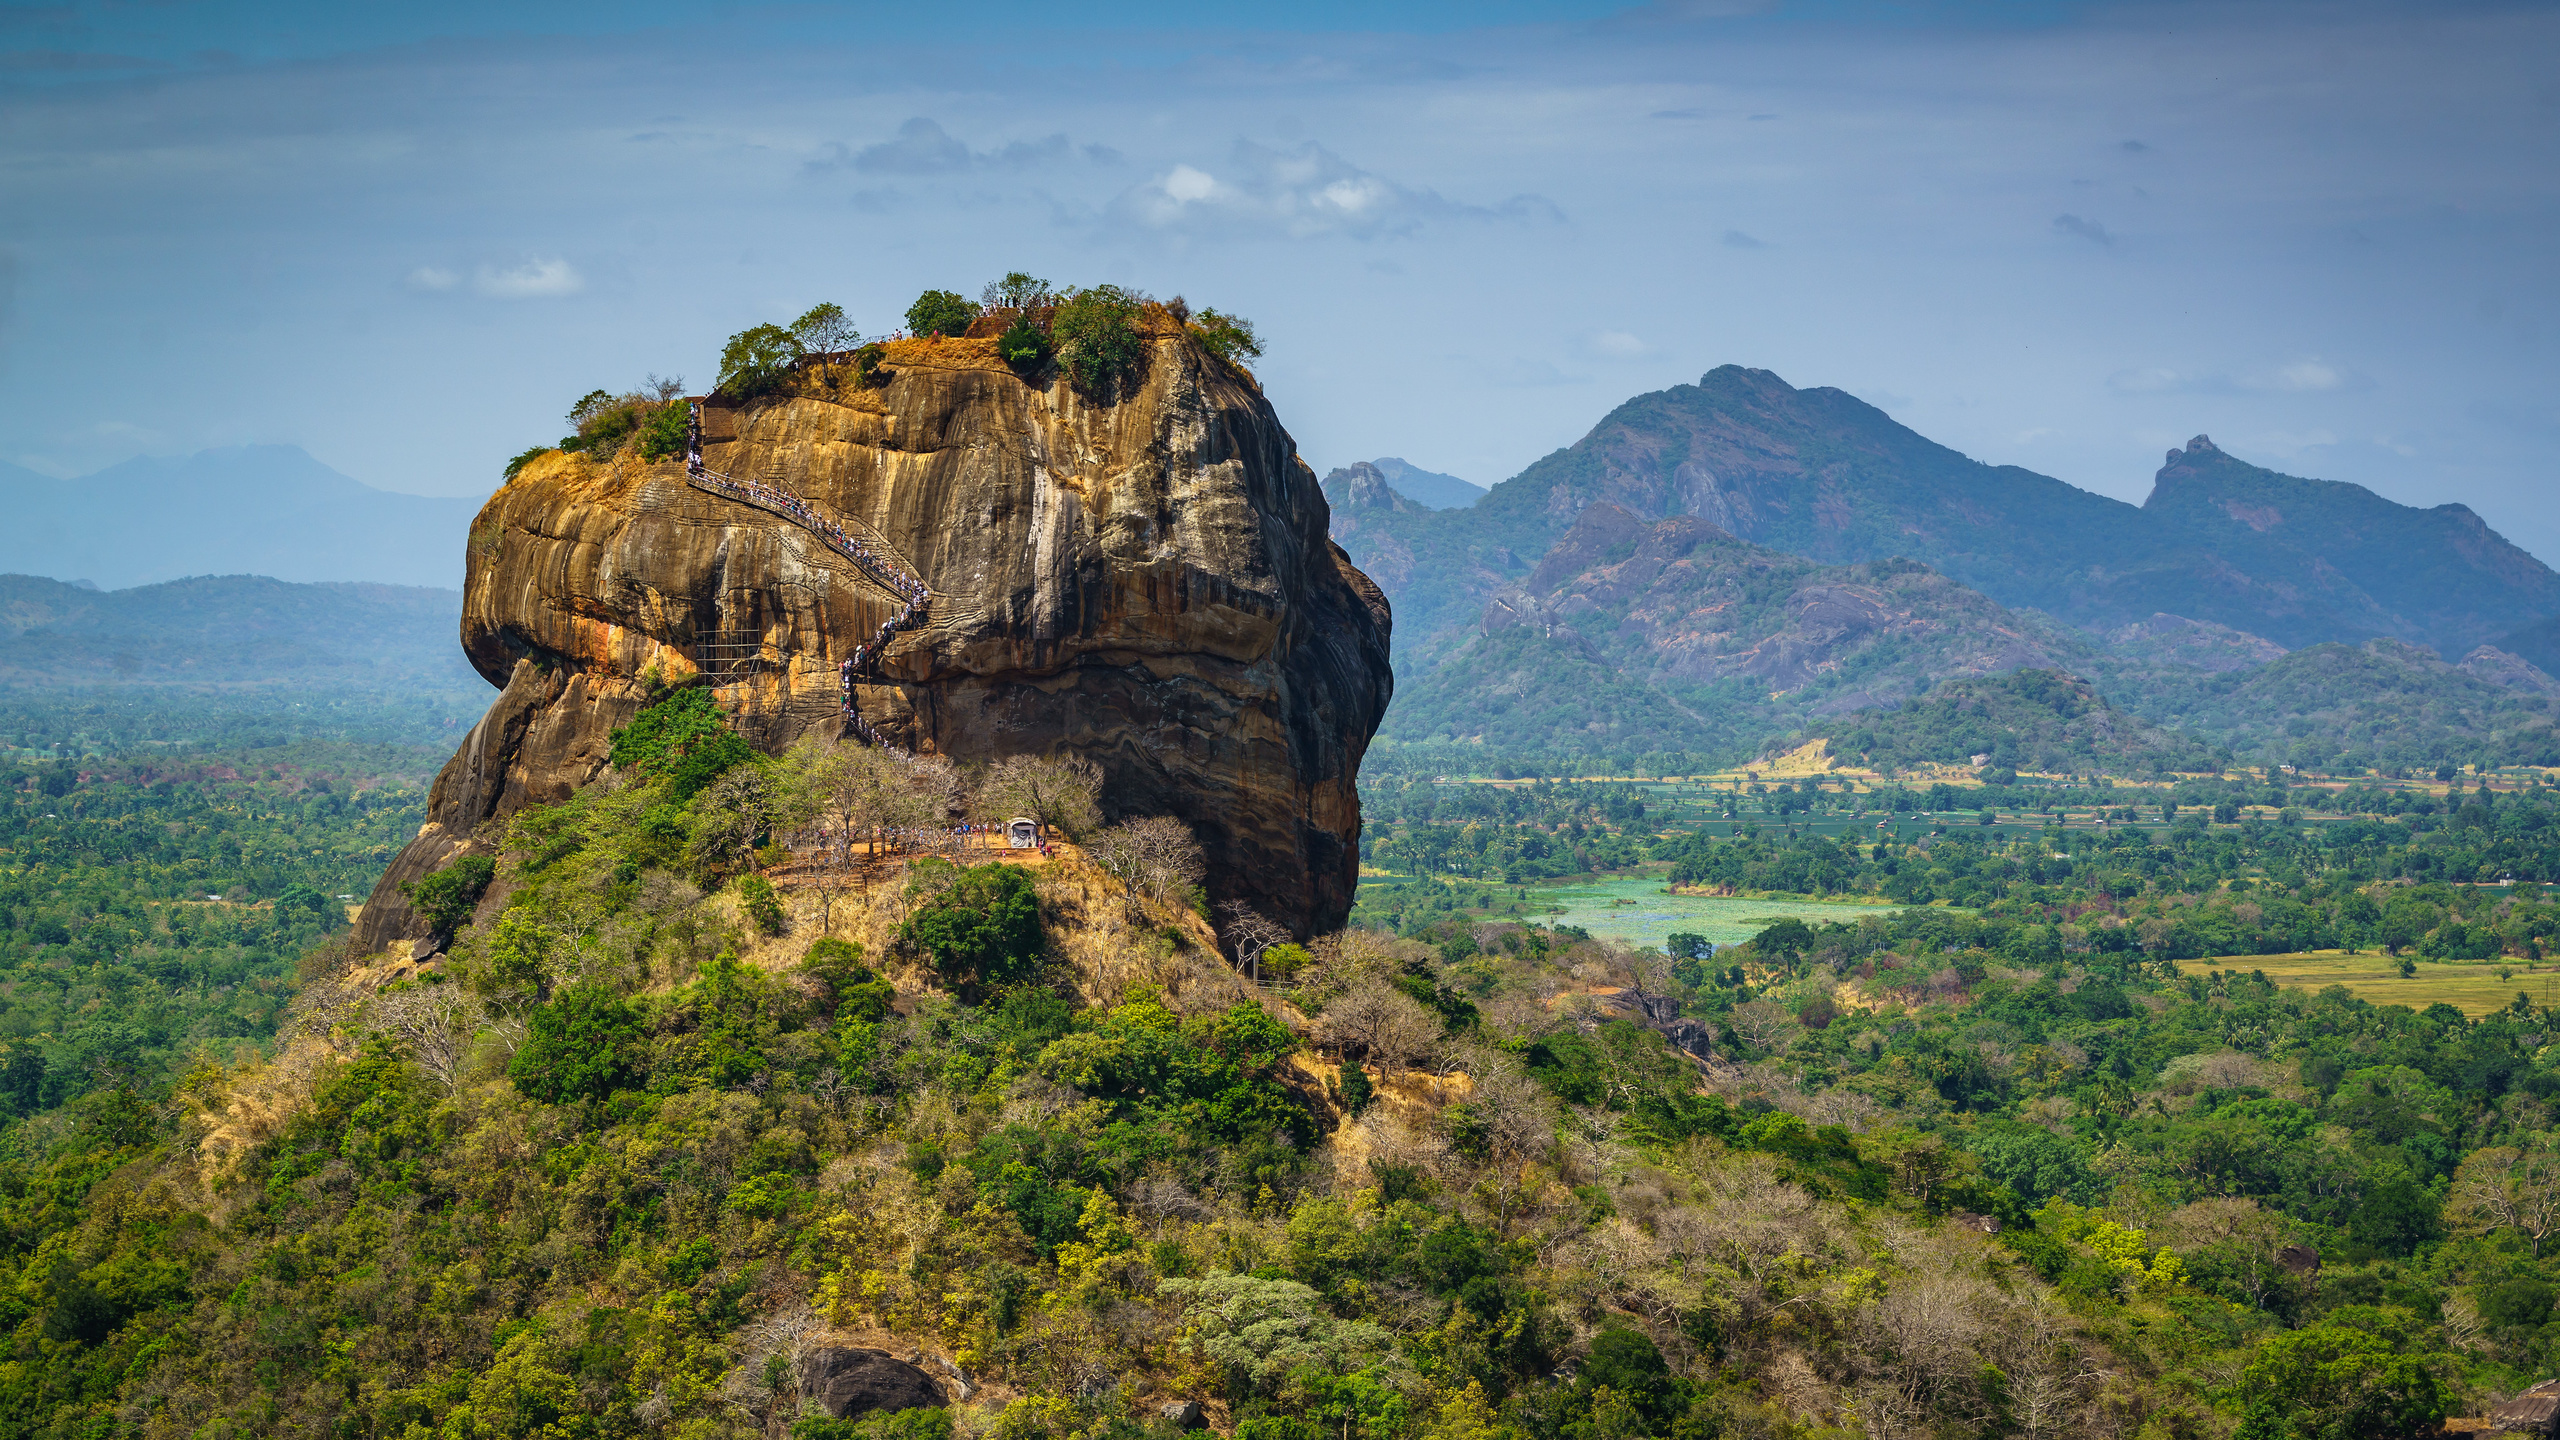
1085 815 1204 921
1728 998 1800 1054
794 739 954 866
367 983 489 1091
2449 1139 2560 1257
1615 943 1679 1020
974 753 1103 839
1317 977 1441 1075
1451 1045 1561 1230
1218 901 1293 981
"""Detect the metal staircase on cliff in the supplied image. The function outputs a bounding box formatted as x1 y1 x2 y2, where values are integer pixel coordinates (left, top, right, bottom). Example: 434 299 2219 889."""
683 400 928 747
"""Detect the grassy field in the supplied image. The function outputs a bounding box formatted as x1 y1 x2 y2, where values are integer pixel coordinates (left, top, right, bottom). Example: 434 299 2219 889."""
2182 949 2556 1018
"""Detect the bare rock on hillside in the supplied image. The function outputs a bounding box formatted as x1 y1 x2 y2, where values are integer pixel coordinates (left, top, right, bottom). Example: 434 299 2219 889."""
2458 645 2560 697
353 316 1391 949
1480 505 2064 698
797 1348 945 1419
2104 612 2288 674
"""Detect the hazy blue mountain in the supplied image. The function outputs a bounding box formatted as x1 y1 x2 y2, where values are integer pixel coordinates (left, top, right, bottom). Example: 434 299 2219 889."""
1365 457 1485 509
1383 501 2097 756
0 446 485 590
2497 615 2560 680
2100 637 2560 772
2138 435 2560 656
1329 367 2560 675
0 572 483 695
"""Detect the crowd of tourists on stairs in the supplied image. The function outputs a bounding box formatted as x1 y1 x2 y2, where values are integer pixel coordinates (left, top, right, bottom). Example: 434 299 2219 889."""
684 400 930 746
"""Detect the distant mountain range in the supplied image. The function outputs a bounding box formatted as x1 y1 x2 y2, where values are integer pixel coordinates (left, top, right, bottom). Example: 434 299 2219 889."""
0 573 482 695
0 447 484 590
1332 365 2560 773
1329 366 2560 668
1385 501 2092 755
1346 457 1485 510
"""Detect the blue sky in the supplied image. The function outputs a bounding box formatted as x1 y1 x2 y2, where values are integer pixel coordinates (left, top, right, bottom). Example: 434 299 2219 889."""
5 0 2557 560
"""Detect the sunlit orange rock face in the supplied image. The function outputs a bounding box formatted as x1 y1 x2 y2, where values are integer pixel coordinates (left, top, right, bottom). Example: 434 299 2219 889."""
353 321 1392 950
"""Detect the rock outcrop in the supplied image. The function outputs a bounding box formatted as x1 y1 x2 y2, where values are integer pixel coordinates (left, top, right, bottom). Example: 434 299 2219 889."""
795 1348 945 1419
353 315 1391 948
1382 501 2083 750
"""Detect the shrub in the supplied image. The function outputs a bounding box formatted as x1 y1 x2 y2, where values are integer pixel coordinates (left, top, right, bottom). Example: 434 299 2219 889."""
904 289 979 339
1261 942 1312 982
1050 285 1148 394
802 937 894 1022
564 390 639 453
402 853 496 935
995 312 1049 371
608 688 755 803
1189 307 1262 365
851 341 890 386
737 874 785 935
510 984 645 1103
2234 1316 2447 1440
1337 1062 1373 1116
635 400 688 460
716 323 800 397
900 863 1044 984
502 445 550 482
795 1406 952 1440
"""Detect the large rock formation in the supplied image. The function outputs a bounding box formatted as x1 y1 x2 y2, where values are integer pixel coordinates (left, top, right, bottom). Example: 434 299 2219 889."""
352 315 1391 948
795 1348 945 1419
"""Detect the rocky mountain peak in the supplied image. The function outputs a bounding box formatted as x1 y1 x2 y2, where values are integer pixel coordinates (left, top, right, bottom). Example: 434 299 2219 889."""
1323 460 1416 514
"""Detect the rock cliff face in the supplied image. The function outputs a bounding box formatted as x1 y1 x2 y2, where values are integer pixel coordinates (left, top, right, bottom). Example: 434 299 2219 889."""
353 318 1392 948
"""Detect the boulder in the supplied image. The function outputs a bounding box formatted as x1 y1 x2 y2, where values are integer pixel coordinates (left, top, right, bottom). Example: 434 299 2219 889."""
796 1347 945 1420
351 316 1391 950
1160 1400 1207 1430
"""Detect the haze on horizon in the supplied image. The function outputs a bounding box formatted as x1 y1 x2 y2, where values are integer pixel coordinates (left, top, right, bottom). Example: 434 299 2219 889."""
3 0 2555 561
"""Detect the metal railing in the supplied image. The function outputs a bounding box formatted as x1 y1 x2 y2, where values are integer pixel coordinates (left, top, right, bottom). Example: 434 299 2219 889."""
685 401 929 747
692 630 765 686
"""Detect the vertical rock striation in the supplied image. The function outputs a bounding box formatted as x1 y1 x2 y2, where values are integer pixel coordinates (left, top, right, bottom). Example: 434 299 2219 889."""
353 315 1391 949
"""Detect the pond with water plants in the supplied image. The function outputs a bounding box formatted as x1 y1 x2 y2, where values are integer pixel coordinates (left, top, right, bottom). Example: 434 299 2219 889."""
1528 875 1923 951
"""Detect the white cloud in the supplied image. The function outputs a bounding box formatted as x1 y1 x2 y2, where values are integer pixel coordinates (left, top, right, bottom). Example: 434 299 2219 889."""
404 266 458 292
2261 358 2346 393
472 257 582 299
812 118 1114 179
2053 213 2115 246
1588 331 1651 359
1107 140 1559 241
1161 164 1218 203
2107 367 2195 394
2107 356 2367 396
852 116 970 175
